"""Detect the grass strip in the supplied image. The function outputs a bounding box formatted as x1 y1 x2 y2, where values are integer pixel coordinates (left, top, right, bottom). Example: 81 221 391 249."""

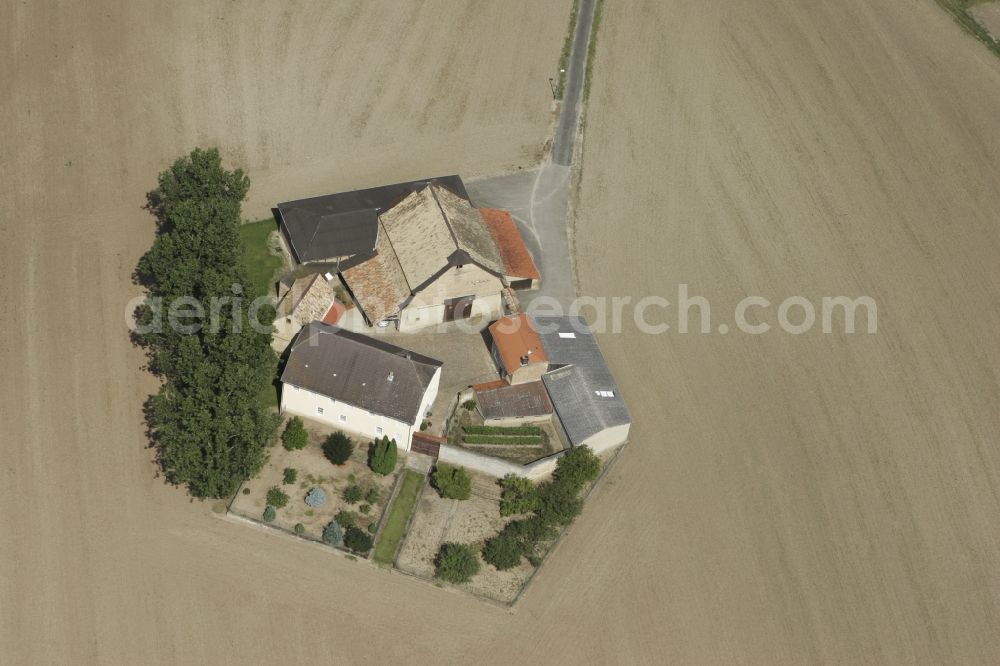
373 470 424 565
555 0 581 100
583 0 606 101
239 219 283 299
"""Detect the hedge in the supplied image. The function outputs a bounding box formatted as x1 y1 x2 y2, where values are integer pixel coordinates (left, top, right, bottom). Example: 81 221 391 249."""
462 425 543 436
463 434 543 446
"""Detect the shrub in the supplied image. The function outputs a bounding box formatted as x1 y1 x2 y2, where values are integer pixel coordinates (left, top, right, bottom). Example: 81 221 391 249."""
432 464 472 500
359 503 371 514
435 543 480 583
482 534 526 571
343 484 363 504
369 436 397 475
242 487 251 495
461 399 477 411
420 420 430 431
322 521 343 547
282 467 297 485
334 510 356 529
344 526 374 554
262 505 276 522
294 523 305 536
266 486 289 509
535 481 583 527
552 445 601 491
499 474 540 516
364 487 380 505
367 522 377 534
322 431 354 465
304 487 327 507
281 417 308 451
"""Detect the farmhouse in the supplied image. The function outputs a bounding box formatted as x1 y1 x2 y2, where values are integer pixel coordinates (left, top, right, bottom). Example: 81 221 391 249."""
484 314 631 453
280 322 442 451
277 176 539 332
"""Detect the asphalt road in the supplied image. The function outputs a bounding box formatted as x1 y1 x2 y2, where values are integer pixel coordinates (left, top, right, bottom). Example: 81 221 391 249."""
553 0 598 166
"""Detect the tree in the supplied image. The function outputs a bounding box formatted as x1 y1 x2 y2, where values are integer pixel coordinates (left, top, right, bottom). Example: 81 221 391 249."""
283 467 297 485
499 474 540 516
262 505 276 522
322 432 354 465
344 526 374 555
281 417 308 451
435 543 480 583
134 148 278 498
266 486 289 509
343 484 363 504
482 534 526 571
294 523 305 536
369 436 397 475
432 464 472 500
322 521 344 547
552 445 601 491
534 480 583 527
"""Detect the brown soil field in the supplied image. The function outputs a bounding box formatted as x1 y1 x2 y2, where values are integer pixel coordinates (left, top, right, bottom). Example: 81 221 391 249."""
4 0 1000 664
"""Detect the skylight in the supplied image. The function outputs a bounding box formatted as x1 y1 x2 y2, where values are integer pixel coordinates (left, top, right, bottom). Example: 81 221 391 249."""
558 332 576 339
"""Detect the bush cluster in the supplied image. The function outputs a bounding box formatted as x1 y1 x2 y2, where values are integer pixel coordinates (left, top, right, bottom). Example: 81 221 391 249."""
483 447 601 570
432 464 472 500
281 417 308 451
343 484 363 504
322 521 343 547
435 543 480 583
344 526 374 555
304 487 326 507
322 432 354 465
369 436 397 475
364 487 380 505
266 486 289 509
335 510 356 529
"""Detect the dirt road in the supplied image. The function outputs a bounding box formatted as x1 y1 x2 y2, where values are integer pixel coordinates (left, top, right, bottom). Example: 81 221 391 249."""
3 0 1000 663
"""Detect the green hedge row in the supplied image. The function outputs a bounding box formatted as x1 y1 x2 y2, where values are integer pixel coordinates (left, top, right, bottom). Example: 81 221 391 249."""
463 434 543 446
462 425 543 436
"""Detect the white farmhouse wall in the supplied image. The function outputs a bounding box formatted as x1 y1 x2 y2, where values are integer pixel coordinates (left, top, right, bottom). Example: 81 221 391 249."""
438 444 565 480
281 385 419 451
579 423 631 454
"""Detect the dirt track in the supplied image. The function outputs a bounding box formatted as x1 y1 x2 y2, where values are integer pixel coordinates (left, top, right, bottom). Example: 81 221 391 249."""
3 0 1000 663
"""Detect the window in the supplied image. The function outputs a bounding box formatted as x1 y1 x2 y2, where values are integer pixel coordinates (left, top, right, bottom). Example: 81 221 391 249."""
395 432 402 442
339 414 347 423
316 406 325 415
375 426 384 437
558 332 576 339
595 390 615 398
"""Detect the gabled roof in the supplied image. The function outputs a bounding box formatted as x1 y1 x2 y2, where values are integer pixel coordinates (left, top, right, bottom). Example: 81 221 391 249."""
277 175 469 263
479 208 540 280
281 323 442 424
488 314 548 374
534 315 631 445
379 188 457 289
340 222 411 324
276 273 340 326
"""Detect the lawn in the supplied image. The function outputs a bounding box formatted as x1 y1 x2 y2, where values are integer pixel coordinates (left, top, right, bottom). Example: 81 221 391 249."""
373 470 425 565
239 219 283 299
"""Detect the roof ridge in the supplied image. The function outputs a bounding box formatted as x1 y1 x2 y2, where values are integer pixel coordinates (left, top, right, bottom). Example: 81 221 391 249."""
428 185 461 252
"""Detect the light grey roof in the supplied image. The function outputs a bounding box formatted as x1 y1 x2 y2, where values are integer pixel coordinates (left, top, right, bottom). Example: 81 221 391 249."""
281 322 442 424
535 315 631 445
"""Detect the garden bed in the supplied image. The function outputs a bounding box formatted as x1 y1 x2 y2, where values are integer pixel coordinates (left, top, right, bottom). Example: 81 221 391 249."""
229 419 399 556
373 470 426 565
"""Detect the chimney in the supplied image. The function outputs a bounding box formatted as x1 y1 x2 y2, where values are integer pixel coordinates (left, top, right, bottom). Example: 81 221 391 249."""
387 371 394 382
520 355 529 367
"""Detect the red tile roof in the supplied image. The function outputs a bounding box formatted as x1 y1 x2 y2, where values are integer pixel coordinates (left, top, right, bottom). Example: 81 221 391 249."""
472 379 509 392
488 314 548 375
479 208 540 280
322 301 345 325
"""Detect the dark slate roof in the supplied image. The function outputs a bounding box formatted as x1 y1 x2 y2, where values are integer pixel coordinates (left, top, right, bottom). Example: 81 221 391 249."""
535 315 631 445
277 175 470 263
476 381 553 420
281 322 442 424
